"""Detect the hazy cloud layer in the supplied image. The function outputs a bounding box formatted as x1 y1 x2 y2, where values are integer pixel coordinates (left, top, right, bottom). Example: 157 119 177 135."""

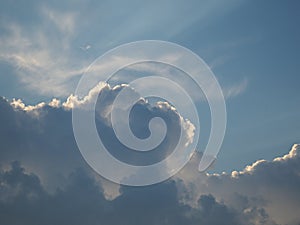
0 0 246 99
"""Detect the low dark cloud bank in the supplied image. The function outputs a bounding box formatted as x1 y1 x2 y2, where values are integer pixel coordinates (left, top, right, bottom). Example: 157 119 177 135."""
0 87 299 225
0 162 278 225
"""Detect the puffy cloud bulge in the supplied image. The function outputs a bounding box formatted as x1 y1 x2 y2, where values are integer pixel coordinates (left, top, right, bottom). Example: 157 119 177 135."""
0 85 299 225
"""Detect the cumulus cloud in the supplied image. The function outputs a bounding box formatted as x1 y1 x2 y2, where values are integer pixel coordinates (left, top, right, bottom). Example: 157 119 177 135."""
176 144 300 225
0 161 279 225
0 82 195 188
0 88 299 224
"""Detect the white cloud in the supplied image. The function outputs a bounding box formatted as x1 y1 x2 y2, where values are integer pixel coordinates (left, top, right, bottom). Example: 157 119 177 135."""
122 61 247 102
0 8 87 97
0 1 248 101
62 82 107 110
48 98 61 108
223 77 248 99
42 7 77 37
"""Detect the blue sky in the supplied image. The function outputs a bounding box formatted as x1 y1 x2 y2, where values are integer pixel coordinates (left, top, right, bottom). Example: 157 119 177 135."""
0 0 299 172
1 1 300 224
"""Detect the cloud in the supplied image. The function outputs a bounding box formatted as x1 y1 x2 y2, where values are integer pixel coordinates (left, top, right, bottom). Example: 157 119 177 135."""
0 161 279 225
0 0 246 99
0 82 195 189
0 89 299 224
0 6 86 97
176 144 300 225
119 60 247 102
223 77 248 99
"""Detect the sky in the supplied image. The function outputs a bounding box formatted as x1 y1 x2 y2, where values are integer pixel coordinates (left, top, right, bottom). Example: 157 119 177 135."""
0 0 300 224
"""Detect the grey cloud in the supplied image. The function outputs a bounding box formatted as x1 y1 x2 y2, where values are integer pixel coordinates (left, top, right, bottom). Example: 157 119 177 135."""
176 144 300 225
0 83 194 181
1 161 278 225
0 93 298 224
